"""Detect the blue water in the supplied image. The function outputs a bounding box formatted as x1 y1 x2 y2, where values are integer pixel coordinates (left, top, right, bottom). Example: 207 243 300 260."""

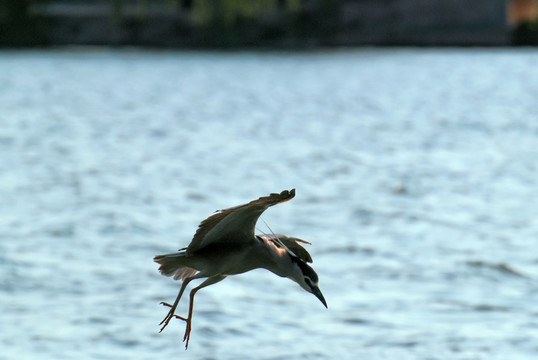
1 48 538 360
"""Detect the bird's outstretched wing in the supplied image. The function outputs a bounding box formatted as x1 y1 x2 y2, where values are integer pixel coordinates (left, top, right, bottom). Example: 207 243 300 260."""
187 189 295 254
261 234 313 263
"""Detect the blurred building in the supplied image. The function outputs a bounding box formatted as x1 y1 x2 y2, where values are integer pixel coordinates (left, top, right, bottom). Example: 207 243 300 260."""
508 0 538 44
509 0 538 24
336 0 509 45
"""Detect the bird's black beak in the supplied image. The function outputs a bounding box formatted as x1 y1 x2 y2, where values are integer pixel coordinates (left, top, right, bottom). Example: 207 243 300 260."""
312 286 328 308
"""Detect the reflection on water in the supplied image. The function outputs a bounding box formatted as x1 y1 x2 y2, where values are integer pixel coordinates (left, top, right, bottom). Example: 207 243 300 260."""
1 48 538 360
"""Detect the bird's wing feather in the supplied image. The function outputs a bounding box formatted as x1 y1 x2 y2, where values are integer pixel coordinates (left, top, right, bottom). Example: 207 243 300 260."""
278 235 313 263
187 189 295 254
262 234 313 263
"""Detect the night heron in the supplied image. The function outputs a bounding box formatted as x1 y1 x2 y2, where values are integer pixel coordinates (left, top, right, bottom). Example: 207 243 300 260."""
154 189 326 349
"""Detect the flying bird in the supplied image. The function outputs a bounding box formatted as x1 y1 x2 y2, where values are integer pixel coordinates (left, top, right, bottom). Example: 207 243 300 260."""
154 189 326 349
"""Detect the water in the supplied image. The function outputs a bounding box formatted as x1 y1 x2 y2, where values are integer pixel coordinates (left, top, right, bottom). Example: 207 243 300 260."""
1 48 538 360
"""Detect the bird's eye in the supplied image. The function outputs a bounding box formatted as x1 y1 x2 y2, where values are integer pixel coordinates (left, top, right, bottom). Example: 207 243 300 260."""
304 277 312 287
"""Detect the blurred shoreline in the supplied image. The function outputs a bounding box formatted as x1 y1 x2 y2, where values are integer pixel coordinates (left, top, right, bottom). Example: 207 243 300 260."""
2 0 538 48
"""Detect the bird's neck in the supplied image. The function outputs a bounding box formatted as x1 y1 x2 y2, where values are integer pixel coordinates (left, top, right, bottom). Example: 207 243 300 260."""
254 236 293 278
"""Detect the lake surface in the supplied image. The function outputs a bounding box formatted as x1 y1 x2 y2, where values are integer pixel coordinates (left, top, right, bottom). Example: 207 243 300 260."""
1 48 538 360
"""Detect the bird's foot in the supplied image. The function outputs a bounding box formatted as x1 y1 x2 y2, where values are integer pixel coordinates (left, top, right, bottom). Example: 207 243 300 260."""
159 302 192 349
159 302 179 332
183 318 192 350
160 302 188 322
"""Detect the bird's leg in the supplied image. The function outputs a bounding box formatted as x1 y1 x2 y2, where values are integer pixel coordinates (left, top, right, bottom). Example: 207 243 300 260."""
159 277 194 332
182 275 227 350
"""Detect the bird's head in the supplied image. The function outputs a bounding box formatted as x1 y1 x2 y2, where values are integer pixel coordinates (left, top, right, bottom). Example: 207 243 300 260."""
288 256 327 308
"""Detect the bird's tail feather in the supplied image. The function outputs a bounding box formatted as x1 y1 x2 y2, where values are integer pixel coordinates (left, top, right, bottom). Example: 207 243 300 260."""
154 251 198 280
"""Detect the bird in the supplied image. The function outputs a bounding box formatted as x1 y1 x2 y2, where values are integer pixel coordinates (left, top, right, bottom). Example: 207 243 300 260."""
154 189 327 349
